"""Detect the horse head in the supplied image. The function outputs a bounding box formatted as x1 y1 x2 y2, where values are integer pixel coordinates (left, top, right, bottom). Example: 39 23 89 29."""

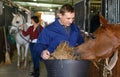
9 13 27 35
74 15 120 61
12 13 25 26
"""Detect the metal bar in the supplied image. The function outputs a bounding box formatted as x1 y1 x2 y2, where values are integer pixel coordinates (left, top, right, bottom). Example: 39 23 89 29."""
87 0 90 33
13 0 73 5
83 0 86 32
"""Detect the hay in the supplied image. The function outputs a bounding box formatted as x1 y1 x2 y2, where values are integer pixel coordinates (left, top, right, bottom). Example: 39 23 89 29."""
48 41 77 60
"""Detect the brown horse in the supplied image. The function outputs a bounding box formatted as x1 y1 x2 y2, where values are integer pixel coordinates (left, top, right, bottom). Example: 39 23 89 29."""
75 15 120 61
74 15 120 77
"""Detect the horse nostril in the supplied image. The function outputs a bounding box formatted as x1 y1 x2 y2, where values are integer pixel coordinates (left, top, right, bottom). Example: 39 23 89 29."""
11 30 16 34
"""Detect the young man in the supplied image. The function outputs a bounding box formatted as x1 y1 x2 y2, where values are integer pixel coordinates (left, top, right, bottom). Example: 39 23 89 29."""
33 4 84 76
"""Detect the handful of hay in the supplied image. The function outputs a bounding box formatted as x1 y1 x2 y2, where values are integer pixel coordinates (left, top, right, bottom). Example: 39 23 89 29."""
49 41 78 60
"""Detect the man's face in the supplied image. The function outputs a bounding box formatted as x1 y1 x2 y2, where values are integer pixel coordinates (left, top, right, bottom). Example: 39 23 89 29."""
59 12 75 26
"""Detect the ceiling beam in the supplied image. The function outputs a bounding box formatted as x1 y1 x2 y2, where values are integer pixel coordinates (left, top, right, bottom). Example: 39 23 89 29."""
13 0 73 5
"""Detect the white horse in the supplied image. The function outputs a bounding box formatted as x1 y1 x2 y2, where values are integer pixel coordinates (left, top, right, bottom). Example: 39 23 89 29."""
9 13 30 68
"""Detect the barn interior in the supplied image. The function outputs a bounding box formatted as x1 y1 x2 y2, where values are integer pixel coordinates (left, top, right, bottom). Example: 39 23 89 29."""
13 0 102 28
1 0 120 77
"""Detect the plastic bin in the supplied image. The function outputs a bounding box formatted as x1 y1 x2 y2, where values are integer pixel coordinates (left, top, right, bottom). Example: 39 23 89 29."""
44 59 90 77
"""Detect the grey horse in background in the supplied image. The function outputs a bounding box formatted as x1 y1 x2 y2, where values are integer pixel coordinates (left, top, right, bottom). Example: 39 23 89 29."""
9 13 30 69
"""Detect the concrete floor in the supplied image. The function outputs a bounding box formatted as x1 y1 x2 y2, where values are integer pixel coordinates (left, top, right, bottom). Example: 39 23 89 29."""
0 57 47 77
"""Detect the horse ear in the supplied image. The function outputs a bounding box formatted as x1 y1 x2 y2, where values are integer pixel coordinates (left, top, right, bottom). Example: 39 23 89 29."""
12 13 16 17
99 14 108 25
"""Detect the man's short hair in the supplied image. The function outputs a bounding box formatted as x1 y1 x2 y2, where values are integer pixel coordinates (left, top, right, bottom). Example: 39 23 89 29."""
59 4 75 15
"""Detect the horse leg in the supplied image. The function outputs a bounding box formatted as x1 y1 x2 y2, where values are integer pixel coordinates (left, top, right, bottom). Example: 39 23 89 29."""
23 43 29 68
16 44 21 68
21 45 25 62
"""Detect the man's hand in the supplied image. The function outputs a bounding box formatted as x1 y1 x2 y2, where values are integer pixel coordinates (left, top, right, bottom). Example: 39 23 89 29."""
41 50 50 60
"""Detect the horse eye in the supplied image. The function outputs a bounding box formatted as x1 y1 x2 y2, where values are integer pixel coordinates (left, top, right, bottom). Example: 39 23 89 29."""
91 35 96 39
16 21 19 23
89 33 96 39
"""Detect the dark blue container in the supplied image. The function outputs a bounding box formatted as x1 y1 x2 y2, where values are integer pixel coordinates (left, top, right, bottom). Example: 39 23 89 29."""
44 59 90 77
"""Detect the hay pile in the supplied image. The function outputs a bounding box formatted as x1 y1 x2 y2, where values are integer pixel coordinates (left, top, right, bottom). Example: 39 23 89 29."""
48 42 78 60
